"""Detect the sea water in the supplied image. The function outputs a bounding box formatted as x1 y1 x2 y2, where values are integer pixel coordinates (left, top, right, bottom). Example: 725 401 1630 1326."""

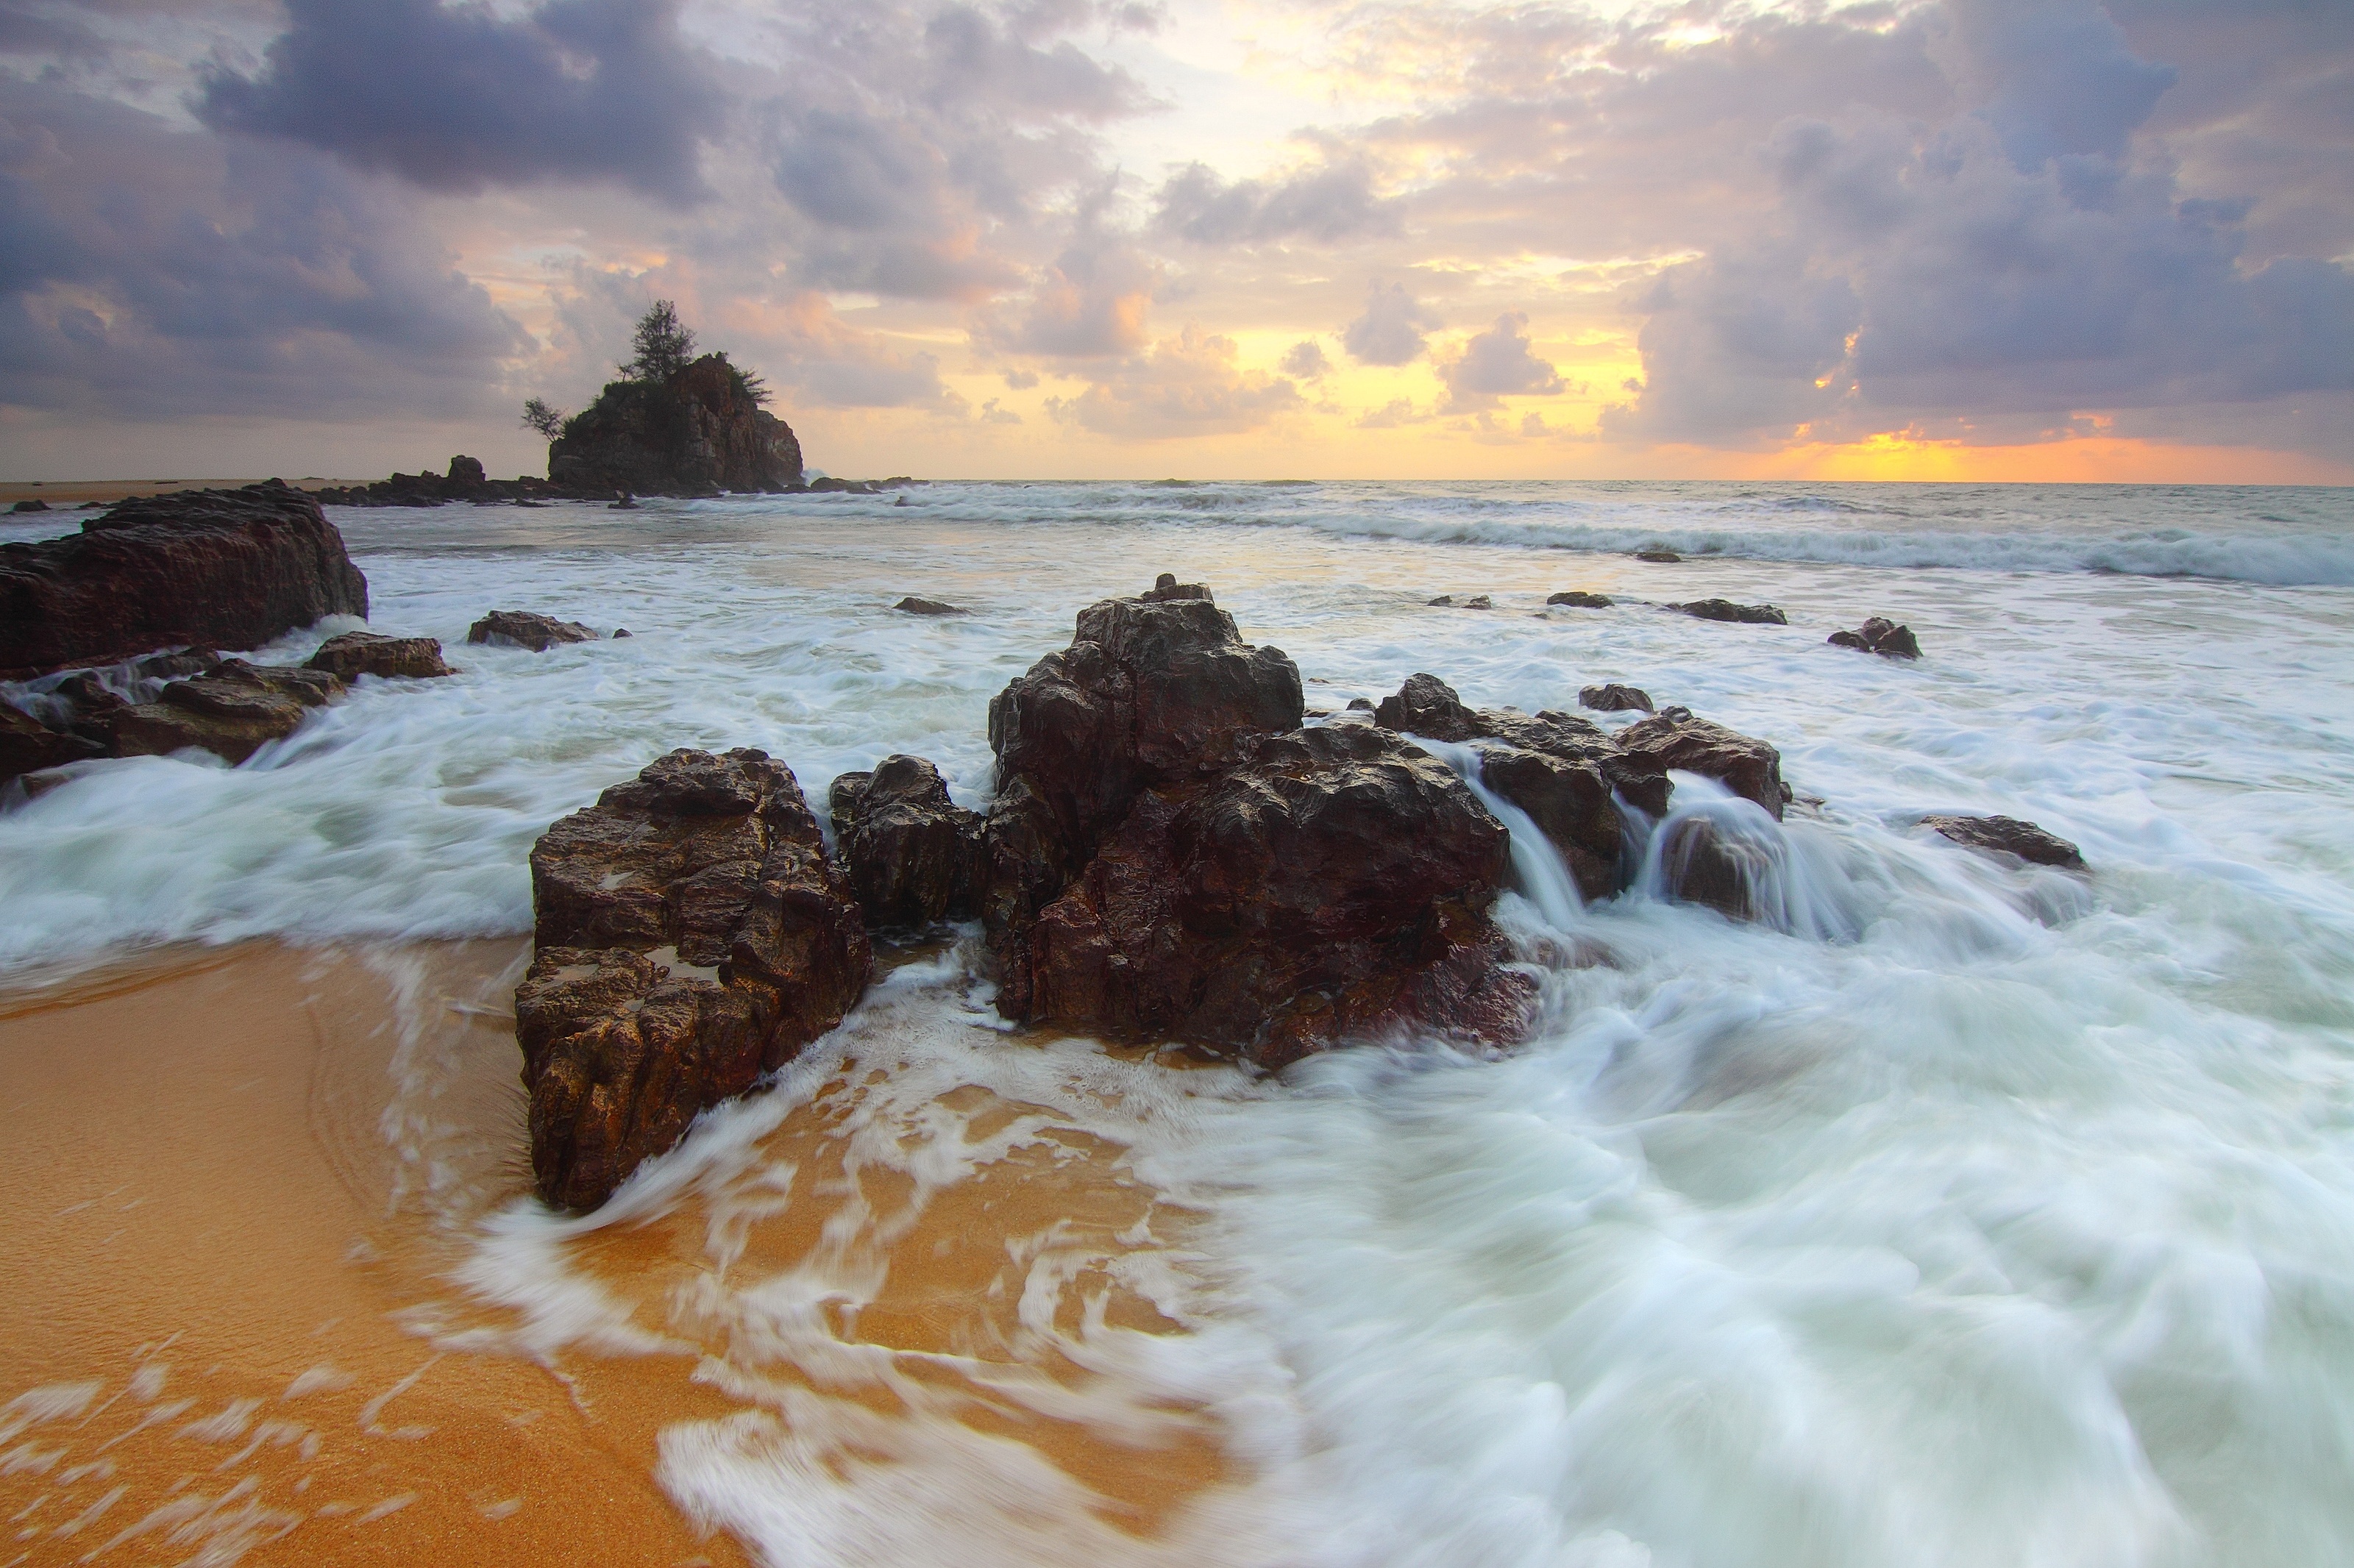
5 479 2354 1566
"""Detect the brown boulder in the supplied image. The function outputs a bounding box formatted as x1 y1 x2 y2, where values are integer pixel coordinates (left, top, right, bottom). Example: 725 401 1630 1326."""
113 659 345 764
0 482 368 679
1579 683 1653 713
520 748 870 1210
306 631 452 680
1921 813 2085 871
1023 724 1534 1066
1829 617 1923 659
829 755 985 929
1618 709 1791 821
467 610 597 650
1668 599 1787 626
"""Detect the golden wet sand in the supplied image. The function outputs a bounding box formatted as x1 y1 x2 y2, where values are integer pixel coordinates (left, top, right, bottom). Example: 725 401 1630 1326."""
0 940 1237 1567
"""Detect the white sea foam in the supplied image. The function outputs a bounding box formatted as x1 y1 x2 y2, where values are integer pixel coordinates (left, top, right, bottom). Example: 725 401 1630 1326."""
7 485 2354 1564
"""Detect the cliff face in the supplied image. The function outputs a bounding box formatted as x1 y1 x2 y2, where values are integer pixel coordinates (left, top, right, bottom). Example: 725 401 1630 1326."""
546 354 804 497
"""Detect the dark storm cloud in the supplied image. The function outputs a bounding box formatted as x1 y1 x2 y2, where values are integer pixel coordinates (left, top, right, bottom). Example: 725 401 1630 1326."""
1153 159 1398 246
1342 280 1440 366
196 0 725 203
0 76 526 421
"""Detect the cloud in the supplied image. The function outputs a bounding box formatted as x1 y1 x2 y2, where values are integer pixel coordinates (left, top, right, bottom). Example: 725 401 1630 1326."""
984 231 1156 357
0 76 527 421
745 293 962 411
1342 279 1440 366
1050 326 1300 437
1354 397 1431 429
1440 311 1563 410
196 0 725 203
1153 157 1398 246
1944 0 2177 168
1279 340 1331 379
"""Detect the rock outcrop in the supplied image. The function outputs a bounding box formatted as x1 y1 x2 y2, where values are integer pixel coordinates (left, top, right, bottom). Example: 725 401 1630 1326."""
306 632 452 681
1579 683 1653 713
1618 708 1791 820
547 354 803 498
0 482 368 679
467 610 598 650
110 659 344 764
518 749 870 1210
829 756 985 929
1668 599 1787 626
1829 617 1922 659
1373 672 1667 899
1921 813 2085 870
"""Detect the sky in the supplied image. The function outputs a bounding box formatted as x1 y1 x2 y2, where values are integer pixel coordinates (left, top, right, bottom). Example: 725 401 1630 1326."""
0 0 2348 483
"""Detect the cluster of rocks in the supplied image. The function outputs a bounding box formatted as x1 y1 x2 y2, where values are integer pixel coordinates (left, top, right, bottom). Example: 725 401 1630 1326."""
306 457 565 508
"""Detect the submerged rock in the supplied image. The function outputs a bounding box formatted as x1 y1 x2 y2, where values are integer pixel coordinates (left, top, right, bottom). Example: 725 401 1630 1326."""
466 610 598 650
2 698 102 783
519 749 870 1211
1829 617 1922 659
829 755 985 929
1579 683 1653 713
1921 813 2085 871
305 632 452 681
113 658 345 764
1617 708 1791 820
895 596 965 617
0 482 368 678
1668 599 1788 626
1632 549 1680 563
1547 591 1612 608
1024 724 1534 1066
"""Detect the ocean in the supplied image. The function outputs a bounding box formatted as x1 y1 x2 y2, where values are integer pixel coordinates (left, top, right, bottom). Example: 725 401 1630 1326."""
4 478 2353 1566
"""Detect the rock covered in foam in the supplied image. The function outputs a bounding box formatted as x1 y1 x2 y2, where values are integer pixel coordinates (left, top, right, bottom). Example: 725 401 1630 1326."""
0 481 368 679
519 748 870 1210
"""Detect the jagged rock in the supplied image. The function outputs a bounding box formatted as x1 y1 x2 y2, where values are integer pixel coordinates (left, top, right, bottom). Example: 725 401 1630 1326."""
895 596 964 616
467 610 597 650
1669 599 1787 626
519 749 870 1211
0 482 368 678
1921 813 2085 871
1373 672 1664 897
1024 724 1534 1066
1579 683 1653 713
1548 591 1612 608
547 354 803 498
1829 617 1922 659
1618 710 1791 820
113 658 345 764
2 698 101 784
305 632 452 681
829 755 985 929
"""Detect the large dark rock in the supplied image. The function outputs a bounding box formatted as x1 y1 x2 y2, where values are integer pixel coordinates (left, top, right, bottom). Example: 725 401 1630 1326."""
0 482 368 678
1668 599 1787 626
1372 672 1668 897
1618 709 1791 821
1023 724 1535 1066
547 354 803 497
829 755 985 929
1921 813 2085 871
112 658 344 764
519 749 870 1211
1829 617 1922 659
467 610 597 650
306 632 452 680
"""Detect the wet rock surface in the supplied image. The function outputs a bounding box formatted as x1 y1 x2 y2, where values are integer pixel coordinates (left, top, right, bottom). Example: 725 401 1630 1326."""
305 632 452 681
1921 813 2085 870
0 482 368 678
829 755 985 929
1829 616 1923 659
112 658 345 764
1668 599 1788 626
467 610 599 650
1579 683 1653 713
1618 709 1791 820
519 748 870 1210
